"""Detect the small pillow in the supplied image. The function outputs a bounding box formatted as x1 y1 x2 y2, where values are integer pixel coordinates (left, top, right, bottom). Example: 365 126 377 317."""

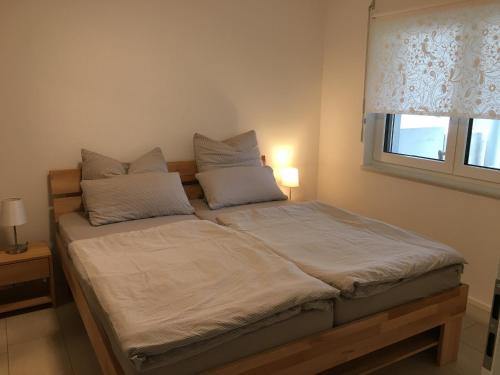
81 149 127 180
128 147 168 175
193 130 262 172
81 148 168 180
196 166 287 210
81 172 194 226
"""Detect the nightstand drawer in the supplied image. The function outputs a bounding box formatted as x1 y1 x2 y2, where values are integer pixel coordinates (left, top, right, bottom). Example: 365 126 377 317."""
0 258 50 286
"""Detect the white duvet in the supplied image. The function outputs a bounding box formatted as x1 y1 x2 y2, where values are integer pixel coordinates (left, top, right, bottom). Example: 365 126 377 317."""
217 202 465 298
69 219 337 370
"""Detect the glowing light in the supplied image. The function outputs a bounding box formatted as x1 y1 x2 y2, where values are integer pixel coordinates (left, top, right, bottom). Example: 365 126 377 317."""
272 146 293 167
281 167 299 188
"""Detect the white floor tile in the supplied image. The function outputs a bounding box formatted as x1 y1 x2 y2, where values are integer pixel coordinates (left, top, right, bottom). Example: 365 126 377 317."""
8 334 72 375
448 342 484 375
461 322 488 352
57 302 101 375
462 314 478 330
6 308 60 346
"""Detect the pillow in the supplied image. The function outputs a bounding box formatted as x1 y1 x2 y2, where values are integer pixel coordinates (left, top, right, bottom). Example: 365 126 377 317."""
196 166 287 210
81 149 127 180
127 147 168 175
81 172 194 226
193 130 262 172
81 148 168 180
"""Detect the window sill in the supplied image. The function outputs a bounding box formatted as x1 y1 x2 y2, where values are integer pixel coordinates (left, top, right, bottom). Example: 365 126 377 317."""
362 161 500 200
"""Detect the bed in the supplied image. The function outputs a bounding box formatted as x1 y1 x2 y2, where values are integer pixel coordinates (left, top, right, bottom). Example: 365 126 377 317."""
49 158 468 375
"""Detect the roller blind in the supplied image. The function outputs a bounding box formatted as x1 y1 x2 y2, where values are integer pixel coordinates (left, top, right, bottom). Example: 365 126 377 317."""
365 1 500 119
371 0 463 18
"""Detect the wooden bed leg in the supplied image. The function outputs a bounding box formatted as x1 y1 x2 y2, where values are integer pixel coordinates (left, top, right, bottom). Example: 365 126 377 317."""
437 315 463 366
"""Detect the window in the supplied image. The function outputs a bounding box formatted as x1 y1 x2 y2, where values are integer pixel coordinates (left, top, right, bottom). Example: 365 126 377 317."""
370 114 500 187
362 2 500 196
384 115 450 161
465 119 500 171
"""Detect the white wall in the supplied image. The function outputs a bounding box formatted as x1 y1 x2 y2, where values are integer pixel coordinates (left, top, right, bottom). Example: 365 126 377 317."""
0 0 326 244
318 0 500 309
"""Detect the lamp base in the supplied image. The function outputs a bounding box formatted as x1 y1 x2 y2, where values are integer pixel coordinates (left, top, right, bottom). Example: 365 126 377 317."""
6 242 28 254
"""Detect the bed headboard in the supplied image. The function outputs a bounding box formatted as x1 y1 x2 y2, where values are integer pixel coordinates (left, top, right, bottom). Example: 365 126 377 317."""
48 156 266 222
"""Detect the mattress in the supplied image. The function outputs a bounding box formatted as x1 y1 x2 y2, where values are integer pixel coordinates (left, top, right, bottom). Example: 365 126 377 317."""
191 198 292 222
192 200 463 324
60 213 334 374
59 211 196 244
334 264 462 325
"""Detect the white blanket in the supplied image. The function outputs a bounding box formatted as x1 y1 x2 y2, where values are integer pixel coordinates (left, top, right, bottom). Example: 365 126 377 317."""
217 202 465 298
69 219 337 370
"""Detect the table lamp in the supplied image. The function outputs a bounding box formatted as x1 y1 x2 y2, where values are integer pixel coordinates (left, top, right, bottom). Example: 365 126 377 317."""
281 167 299 200
1 198 28 254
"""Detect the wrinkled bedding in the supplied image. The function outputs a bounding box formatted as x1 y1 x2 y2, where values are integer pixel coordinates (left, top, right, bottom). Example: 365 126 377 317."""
69 219 337 370
59 211 196 243
191 198 291 222
217 201 465 298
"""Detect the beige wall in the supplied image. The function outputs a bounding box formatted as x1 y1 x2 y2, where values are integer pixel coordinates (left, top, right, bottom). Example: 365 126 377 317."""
318 0 500 309
0 0 326 244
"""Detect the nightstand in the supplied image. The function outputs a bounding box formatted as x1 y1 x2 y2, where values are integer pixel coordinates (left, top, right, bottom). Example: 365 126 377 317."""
0 241 55 314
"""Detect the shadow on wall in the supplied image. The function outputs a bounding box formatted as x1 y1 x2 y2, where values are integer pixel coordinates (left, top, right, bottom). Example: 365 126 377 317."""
0 227 12 248
182 79 242 147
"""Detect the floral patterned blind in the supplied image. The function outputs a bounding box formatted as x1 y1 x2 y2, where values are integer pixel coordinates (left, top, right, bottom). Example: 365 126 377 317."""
365 2 500 119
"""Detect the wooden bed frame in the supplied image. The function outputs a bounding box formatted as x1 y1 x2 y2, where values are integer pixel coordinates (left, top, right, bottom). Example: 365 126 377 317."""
48 159 468 375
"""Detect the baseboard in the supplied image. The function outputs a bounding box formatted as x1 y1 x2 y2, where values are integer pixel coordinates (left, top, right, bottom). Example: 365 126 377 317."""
467 296 491 325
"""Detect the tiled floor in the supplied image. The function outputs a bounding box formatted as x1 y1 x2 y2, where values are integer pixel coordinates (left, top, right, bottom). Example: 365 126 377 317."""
0 305 100 375
0 304 488 375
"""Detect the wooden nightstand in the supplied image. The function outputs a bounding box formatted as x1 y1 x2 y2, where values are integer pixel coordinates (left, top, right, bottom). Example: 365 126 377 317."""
0 241 55 314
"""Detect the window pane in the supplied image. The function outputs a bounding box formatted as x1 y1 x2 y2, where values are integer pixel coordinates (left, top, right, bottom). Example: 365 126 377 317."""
466 119 500 171
385 114 450 161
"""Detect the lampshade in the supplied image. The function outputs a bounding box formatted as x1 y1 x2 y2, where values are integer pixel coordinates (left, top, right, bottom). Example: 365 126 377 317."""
1 198 27 227
281 167 299 188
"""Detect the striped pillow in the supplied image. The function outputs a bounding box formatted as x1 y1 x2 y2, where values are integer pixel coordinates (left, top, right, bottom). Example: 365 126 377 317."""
81 148 168 180
193 131 262 172
196 166 287 209
81 172 194 226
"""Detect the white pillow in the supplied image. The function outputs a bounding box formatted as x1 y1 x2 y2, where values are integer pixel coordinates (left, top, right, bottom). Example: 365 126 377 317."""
196 166 287 209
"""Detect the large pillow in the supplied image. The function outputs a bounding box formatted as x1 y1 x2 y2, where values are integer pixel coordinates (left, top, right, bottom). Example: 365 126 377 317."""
196 166 287 210
193 130 262 172
81 172 194 226
81 147 168 180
